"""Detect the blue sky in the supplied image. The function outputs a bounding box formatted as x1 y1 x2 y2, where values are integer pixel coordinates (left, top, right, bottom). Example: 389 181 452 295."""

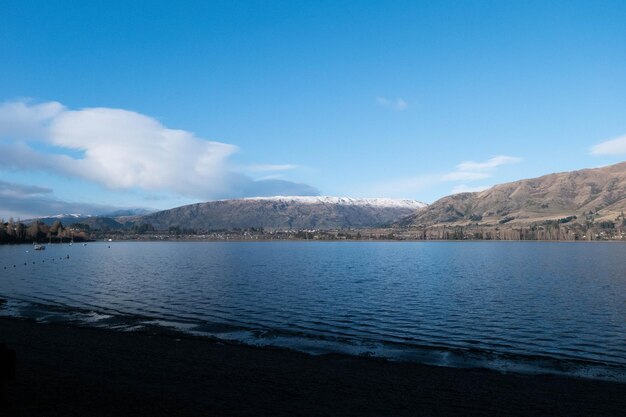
1 0 625 218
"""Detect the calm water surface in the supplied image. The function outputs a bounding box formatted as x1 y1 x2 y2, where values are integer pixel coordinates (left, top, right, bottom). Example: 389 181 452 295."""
1 241 625 381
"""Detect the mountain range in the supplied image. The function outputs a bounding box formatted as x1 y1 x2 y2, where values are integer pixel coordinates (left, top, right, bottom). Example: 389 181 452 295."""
130 197 426 231
20 161 626 234
24 209 153 228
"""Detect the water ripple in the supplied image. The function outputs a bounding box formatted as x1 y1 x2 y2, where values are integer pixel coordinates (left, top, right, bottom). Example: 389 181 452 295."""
1 241 625 381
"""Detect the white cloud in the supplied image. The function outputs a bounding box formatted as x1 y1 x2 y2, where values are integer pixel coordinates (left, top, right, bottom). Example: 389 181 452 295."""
443 155 521 183
455 155 522 172
450 184 491 194
0 100 64 140
246 164 298 172
590 134 626 156
0 100 318 200
376 97 408 111
368 155 520 199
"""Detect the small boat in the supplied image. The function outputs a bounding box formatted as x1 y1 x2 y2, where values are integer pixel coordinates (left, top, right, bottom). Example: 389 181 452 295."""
33 244 45 251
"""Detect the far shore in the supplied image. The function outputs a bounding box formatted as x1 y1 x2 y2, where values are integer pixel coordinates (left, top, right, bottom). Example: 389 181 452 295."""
2 238 625 244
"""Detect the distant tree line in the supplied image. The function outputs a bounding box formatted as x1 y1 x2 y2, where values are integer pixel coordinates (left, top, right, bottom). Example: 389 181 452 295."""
0 219 89 244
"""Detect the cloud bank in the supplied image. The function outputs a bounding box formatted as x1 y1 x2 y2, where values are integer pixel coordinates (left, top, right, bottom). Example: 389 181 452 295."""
0 100 318 200
0 179 121 219
590 134 626 156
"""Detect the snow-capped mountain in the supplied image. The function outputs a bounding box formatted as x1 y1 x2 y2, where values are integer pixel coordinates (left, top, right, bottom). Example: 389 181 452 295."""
137 196 428 230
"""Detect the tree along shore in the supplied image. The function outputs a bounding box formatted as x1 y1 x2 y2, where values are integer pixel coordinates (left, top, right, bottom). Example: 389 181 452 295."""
95 224 625 242
0 219 89 244
2 219 625 244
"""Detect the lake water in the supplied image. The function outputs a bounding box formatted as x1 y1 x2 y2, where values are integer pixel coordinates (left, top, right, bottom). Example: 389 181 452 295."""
1 241 625 381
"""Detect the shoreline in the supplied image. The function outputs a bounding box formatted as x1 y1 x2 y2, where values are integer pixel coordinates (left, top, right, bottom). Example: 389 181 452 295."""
2 297 624 384
1 317 625 416
2 238 626 245
0 297 626 384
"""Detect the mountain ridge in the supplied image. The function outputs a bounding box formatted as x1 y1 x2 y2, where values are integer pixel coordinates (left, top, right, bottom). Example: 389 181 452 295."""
10 162 625 238
399 161 626 228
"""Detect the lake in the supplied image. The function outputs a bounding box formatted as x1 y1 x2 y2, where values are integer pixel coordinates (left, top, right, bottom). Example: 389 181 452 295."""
1 241 625 381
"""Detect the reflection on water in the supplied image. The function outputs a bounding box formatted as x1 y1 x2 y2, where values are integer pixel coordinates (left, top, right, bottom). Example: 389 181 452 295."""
1 241 625 381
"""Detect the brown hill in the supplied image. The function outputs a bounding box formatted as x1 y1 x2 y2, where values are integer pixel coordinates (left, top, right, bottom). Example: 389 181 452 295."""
399 161 626 228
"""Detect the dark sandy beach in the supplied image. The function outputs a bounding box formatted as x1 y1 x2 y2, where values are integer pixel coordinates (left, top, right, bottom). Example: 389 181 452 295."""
0 317 624 417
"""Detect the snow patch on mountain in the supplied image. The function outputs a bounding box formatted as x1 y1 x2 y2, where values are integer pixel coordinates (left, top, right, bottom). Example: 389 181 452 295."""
50 213 93 219
242 196 427 209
